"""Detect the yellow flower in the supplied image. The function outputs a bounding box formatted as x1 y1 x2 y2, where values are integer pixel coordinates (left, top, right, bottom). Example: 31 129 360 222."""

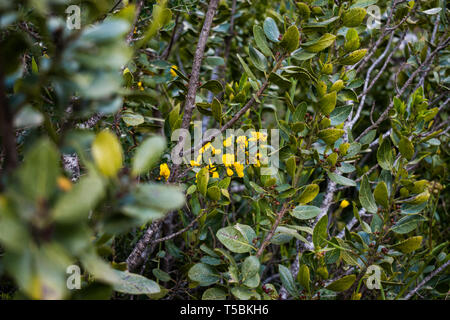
226 167 234 176
222 153 235 166
200 142 220 155
340 199 350 208
159 163 170 181
190 160 200 167
133 27 137 34
212 171 219 178
170 65 178 77
190 154 202 167
236 135 248 148
137 81 144 91
223 136 233 147
249 131 268 142
233 162 245 178
57 176 72 191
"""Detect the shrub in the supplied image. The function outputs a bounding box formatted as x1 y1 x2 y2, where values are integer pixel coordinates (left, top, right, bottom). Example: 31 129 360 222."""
0 0 448 300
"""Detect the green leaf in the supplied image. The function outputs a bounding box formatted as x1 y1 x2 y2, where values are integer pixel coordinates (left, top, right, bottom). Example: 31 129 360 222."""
330 105 352 125
350 0 378 8
242 273 260 288
231 286 260 300
374 181 389 208
318 128 345 145
343 8 367 27
398 136 414 160
263 17 280 42
131 136 166 176
207 185 221 201
313 215 328 248
202 287 227 300
359 175 377 214
211 98 222 123
391 214 427 234
297 184 320 204
52 173 105 223
122 111 145 126
377 137 393 170
301 33 336 53
236 54 257 81
113 270 160 295
92 129 123 177
360 130 377 145
319 91 337 115
200 80 223 94
216 225 255 253
291 48 317 61
280 25 300 52
278 264 298 298
291 205 321 220
81 252 120 284
339 49 367 65
249 45 267 71
253 25 272 57
18 138 59 201
272 226 309 245
152 268 172 282
328 172 356 187
298 265 310 293
268 72 291 88
391 236 423 253
293 102 308 122
121 205 165 222
132 183 185 211
188 263 219 286
241 256 260 283
197 167 210 197
345 28 360 51
326 274 356 292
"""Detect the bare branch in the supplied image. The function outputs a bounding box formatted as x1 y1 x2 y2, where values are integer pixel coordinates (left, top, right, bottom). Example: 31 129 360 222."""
170 0 220 181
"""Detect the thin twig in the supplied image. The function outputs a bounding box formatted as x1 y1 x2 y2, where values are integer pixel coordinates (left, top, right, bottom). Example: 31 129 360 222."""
256 203 289 258
170 0 220 181
404 260 450 300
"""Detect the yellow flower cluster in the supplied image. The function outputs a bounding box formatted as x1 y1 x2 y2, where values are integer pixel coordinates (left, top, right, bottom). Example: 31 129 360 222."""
189 132 268 179
137 81 144 91
159 163 170 181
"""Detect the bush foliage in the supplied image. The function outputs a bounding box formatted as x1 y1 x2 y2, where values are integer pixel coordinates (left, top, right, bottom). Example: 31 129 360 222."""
0 0 449 300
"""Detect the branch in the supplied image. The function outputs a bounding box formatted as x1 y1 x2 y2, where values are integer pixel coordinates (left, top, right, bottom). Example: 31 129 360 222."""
404 260 450 300
0 67 18 175
127 0 220 271
152 210 208 245
352 0 404 73
126 0 144 44
126 221 161 272
355 36 450 142
256 203 289 258
186 53 286 158
160 14 182 60
170 0 220 181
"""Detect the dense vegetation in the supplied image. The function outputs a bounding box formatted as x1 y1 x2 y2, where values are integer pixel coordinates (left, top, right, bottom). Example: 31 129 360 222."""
0 0 449 300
